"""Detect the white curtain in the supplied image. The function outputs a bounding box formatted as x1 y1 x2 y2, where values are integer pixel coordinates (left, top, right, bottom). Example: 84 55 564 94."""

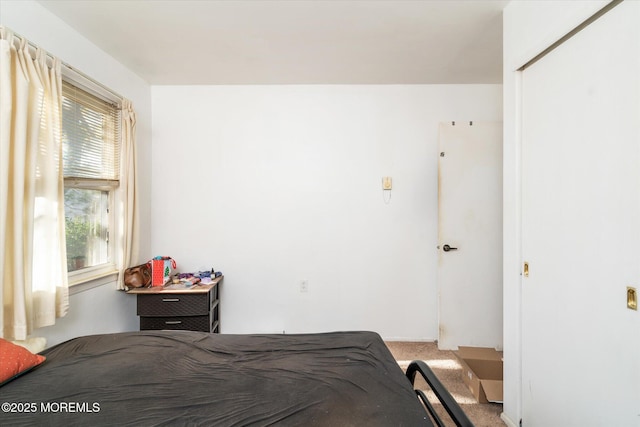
118 99 139 289
0 28 69 340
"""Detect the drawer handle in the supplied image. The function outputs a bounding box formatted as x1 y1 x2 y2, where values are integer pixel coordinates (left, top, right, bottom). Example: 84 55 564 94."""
162 298 180 302
164 320 182 325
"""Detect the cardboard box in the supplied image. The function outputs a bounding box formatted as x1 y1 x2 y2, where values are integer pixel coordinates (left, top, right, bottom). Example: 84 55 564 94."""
454 346 503 403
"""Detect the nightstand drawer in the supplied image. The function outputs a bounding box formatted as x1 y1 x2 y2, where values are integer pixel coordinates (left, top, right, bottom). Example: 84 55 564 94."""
140 315 211 331
137 293 210 317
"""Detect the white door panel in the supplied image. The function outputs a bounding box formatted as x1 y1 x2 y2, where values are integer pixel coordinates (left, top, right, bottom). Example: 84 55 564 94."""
521 1 640 425
438 121 503 350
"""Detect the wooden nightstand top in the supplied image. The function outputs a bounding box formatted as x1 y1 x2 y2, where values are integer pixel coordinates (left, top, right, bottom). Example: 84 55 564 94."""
126 275 223 294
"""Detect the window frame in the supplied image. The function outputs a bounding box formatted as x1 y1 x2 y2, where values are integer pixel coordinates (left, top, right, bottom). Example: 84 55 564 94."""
61 69 123 287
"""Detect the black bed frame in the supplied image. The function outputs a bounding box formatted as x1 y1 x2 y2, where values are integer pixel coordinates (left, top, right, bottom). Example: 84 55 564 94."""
406 360 475 427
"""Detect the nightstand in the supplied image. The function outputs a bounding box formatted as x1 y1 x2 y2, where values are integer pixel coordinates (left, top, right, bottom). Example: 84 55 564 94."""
127 276 222 333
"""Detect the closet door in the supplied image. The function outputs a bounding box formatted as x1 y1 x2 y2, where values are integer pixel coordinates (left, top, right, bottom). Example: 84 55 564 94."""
521 1 640 425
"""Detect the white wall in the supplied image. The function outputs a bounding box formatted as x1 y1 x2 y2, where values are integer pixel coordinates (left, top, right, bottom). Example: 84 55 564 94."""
502 1 609 425
0 0 501 346
0 0 153 346
152 84 502 340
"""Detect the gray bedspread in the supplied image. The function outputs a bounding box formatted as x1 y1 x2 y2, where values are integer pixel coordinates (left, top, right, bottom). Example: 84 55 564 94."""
1 330 431 426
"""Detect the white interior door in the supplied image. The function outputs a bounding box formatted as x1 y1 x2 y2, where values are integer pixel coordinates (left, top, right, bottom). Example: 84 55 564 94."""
521 2 640 425
437 121 503 350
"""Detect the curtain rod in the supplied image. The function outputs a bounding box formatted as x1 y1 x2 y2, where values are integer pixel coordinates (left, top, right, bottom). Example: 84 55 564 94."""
1 26 125 103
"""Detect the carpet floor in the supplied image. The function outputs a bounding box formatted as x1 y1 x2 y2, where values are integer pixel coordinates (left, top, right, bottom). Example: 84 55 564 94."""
385 341 505 427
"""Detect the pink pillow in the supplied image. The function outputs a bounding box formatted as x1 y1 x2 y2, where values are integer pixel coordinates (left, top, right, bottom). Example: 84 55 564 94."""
0 338 46 385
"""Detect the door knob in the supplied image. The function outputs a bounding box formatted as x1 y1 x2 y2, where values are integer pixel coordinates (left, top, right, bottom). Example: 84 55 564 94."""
443 244 458 252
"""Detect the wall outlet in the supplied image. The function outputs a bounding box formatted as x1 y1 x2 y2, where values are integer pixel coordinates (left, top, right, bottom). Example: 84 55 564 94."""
382 176 392 190
300 280 309 293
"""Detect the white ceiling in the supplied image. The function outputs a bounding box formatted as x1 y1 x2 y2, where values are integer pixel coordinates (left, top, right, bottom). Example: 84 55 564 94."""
38 0 507 85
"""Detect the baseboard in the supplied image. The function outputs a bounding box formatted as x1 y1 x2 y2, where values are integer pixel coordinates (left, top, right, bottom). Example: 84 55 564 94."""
501 412 518 427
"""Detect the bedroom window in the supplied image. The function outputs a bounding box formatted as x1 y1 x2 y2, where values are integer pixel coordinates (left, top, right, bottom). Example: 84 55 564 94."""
62 79 121 284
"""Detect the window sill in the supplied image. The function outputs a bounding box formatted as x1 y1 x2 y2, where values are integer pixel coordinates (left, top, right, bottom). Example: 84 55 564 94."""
69 269 119 296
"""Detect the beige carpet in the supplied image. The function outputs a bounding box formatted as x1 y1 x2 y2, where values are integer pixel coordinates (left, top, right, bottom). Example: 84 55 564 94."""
385 341 504 427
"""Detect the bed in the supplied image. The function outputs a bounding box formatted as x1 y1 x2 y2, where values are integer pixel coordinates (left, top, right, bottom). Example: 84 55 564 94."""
1 330 473 426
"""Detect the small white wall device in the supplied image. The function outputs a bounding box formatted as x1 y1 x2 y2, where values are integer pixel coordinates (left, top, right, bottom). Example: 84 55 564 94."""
382 177 392 190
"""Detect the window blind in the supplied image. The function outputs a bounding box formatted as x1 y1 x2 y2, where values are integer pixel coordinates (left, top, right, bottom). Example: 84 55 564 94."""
62 80 121 181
